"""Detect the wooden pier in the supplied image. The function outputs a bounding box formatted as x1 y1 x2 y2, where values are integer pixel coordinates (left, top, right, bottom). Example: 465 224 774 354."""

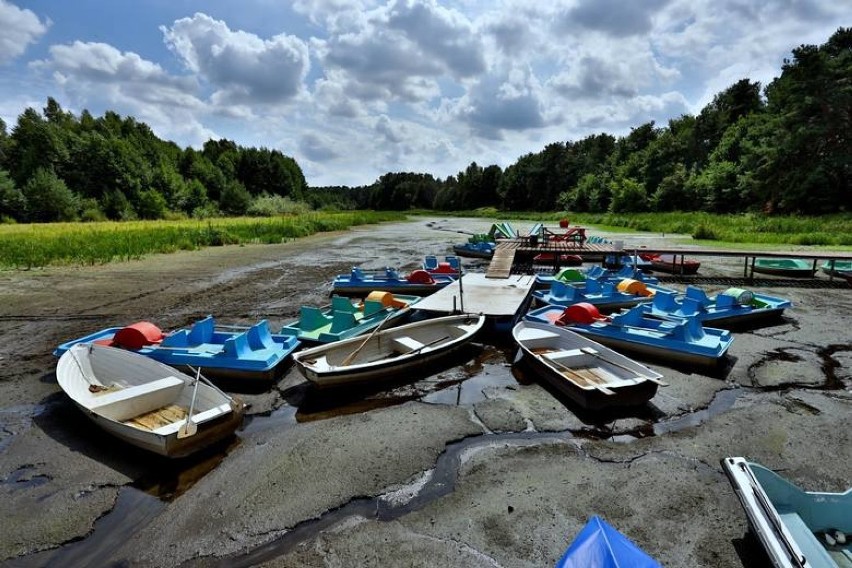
488 238 852 280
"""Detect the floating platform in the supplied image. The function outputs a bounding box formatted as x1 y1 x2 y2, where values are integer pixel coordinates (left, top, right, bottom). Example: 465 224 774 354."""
414 273 536 318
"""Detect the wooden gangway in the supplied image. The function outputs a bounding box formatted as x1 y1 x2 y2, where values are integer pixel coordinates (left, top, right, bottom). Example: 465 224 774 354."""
485 244 516 278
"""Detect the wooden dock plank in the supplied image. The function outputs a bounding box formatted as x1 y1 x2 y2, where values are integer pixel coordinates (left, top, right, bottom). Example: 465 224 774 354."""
486 246 516 278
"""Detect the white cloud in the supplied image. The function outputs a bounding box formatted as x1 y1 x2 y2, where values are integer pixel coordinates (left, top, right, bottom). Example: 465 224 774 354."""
161 13 310 106
0 0 49 64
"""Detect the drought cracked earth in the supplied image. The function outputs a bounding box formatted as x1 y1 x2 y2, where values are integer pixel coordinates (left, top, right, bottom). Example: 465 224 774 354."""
0 216 850 568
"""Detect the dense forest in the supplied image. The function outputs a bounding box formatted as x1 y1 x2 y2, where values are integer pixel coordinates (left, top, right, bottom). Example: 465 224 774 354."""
0 28 848 223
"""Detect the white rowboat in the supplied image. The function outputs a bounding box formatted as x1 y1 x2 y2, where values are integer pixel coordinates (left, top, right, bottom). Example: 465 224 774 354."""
512 321 666 409
292 313 486 389
57 344 244 457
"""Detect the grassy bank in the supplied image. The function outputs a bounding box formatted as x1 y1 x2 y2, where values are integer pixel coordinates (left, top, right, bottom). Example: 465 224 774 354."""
0 211 405 269
416 209 852 247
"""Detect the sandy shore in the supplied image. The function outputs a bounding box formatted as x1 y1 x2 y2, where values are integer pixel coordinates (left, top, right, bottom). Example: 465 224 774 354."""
0 216 849 567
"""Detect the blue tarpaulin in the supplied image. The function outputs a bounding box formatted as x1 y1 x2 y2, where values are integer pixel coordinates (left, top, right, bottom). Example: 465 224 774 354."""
556 516 661 568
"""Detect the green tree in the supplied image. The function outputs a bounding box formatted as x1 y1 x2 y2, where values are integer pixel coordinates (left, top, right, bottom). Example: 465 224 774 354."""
22 168 78 222
0 169 26 221
219 180 252 215
135 189 168 219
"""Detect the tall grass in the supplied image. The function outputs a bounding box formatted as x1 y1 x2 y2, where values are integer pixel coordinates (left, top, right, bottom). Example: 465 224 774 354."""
0 211 405 269
415 209 852 247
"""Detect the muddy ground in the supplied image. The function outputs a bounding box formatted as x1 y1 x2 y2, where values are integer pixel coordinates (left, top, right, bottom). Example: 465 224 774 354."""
0 216 850 568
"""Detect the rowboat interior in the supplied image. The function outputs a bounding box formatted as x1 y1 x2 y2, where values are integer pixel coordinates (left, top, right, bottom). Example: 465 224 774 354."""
303 319 478 371
530 346 643 391
69 347 233 436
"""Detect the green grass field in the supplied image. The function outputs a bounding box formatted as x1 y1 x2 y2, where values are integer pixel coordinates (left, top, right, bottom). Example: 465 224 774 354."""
0 211 405 269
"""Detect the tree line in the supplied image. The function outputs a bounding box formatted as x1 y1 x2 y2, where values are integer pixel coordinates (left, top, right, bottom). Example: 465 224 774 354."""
0 102 307 222
1 28 848 223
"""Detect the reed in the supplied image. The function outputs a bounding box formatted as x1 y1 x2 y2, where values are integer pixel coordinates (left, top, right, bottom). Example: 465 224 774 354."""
0 212 405 269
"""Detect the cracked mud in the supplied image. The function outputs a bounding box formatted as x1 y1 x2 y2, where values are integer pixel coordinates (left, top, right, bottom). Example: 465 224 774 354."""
0 217 849 568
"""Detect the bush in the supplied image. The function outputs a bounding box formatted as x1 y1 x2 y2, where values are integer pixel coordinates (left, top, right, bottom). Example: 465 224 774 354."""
247 194 311 216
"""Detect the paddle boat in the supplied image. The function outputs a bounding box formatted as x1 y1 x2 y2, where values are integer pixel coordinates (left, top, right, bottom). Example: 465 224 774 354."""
533 278 667 312
331 266 455 296
556 516 661 568
525 302 733 367
452 240 495 259
292 313 486 389
722 456 851 568
422 255 462 276
53 316 300 386
57 344 244 457
604 253 654 272
532 252 583 266
640 253 701 275
821 260 852 277
642 286 792 328
278 291 420 344
536 265 659 289
512 321 665 409
753 258 816 278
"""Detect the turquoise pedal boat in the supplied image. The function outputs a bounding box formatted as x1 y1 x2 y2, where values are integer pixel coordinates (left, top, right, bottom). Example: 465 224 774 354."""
524 302 733 367
722 457 852 568
642 286 792 328
821 260 852 277
52 315 300 386
279 291 420 344
754 258 816 278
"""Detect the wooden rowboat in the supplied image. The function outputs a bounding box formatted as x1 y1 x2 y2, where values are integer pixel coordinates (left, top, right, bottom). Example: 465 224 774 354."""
512 321 665 409
57 344 244 457
292 313 486 389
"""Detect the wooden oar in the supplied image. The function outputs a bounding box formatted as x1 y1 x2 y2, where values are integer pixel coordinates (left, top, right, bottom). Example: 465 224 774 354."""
178 367 201 438
579 347 668 385
186 365 242 412
340 307 409 367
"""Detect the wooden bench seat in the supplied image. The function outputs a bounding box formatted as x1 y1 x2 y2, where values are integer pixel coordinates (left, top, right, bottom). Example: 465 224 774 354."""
90 376 184 422
150 403 232 436
392 336 424 352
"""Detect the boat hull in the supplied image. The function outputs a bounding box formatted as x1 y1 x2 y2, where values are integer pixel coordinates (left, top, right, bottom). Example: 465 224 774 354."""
513 322 664 409
57 344 244 458
722 457 852 568
293 314 486 389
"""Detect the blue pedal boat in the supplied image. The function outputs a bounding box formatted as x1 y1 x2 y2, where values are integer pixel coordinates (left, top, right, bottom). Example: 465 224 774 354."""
556 515 661 568
279 291 420 344
533 278 670 312
536 266 659 290
452 240 495 259
642 286 792 328
53 315 300 385
332 267 456 296
722 456 852 568
422 255 462 276
525 302 733 367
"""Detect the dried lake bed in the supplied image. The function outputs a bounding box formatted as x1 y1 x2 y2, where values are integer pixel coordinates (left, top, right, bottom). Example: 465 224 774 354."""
0 216 850 567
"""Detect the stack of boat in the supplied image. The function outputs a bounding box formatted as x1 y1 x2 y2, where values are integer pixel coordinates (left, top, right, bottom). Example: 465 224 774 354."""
279 291 420 344
53 315 301 385
641 286 792 327
525 302 734 367
533 278 671 312
332 266 455 296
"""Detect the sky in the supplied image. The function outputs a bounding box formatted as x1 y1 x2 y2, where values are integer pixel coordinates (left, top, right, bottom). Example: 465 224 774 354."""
0 1 847 188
